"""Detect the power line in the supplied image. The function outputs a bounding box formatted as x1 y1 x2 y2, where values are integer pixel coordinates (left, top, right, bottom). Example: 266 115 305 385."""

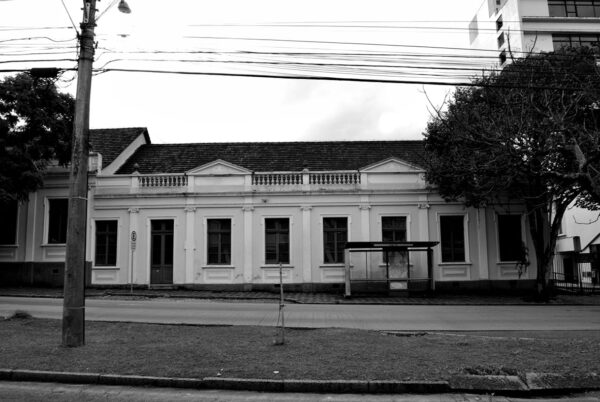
93 67 599 91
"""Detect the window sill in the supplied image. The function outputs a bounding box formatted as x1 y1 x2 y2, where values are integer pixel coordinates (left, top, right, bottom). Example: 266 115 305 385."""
41 243 66 247
319 264 346 268
497 261 521 265
438 262 472 266
92 266 119 270
0 244 18 248
202 265 235 269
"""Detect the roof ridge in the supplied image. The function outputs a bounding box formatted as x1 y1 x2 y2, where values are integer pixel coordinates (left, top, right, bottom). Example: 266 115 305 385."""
144 139 424 146
90 127 147 131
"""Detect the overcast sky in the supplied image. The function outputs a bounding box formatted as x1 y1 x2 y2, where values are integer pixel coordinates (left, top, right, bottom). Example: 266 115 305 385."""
1 0 491 143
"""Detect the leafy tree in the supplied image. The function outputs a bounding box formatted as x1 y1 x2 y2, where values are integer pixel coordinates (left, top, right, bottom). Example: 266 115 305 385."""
0 73 74 204
424 47 600 298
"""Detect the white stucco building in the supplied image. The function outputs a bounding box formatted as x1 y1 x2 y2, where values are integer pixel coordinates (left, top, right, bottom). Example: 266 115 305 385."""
0 128 538 293
470 0 600 66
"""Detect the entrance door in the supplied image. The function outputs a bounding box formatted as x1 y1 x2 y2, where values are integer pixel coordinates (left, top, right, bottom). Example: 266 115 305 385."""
150 220 174 284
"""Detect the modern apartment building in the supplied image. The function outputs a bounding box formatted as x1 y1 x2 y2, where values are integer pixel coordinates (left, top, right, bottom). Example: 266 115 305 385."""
470 0 600 65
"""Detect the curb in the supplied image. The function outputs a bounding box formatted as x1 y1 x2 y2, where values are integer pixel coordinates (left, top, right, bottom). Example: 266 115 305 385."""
1 369 599 395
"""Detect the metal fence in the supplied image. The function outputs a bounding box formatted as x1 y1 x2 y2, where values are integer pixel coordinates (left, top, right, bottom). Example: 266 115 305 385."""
552 252 600 294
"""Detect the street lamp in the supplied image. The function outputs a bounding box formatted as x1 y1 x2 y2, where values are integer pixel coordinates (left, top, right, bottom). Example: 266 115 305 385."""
118 0 131 14
62 0 131 348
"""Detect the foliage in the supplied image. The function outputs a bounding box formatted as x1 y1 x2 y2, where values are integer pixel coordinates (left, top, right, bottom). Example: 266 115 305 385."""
0 73 74 204
424 47 600 296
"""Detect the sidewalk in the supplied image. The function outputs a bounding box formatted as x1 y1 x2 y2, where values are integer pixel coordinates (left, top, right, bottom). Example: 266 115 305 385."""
1 286 600 305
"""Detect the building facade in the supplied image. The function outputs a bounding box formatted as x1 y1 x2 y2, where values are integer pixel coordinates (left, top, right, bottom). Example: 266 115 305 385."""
0 128 537 292
470 0 600 66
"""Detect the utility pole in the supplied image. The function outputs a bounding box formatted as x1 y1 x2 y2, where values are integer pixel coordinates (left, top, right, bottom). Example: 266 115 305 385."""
62 0 97 347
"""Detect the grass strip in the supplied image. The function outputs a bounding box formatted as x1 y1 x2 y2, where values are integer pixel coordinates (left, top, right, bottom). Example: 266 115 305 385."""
1 317 598 381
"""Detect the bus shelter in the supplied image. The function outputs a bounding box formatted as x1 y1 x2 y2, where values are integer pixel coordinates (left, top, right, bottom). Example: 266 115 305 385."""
343 241 439 297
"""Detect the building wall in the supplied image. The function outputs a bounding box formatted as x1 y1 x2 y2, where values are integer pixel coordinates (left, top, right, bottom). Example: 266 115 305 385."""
0 158 539 291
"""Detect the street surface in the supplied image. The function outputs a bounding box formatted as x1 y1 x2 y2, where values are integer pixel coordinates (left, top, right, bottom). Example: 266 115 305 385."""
1 296 600 330
1 382 599 402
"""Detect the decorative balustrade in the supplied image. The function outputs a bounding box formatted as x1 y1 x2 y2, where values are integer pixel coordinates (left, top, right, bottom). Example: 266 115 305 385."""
133 171 361 189
309 172 361 185
252 173 303 186
139 174 188 187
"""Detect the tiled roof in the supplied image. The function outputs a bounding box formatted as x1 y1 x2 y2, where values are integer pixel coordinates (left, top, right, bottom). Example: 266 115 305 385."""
89 127 149 168
116 140 426 174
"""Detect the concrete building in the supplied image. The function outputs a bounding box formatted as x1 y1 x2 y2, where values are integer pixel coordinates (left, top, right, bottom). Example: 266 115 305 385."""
0 128 538 293
470 0 600 66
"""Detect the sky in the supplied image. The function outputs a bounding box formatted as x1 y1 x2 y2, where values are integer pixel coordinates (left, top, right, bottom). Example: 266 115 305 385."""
0 0 492 144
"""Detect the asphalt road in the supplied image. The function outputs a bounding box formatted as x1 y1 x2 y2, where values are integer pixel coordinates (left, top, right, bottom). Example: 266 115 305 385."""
1 296 600 330
1 382 599 402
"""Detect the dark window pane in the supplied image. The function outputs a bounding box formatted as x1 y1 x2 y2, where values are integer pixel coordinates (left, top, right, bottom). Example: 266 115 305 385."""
323 217 347 263
0 200 18 245
549 1 567 16
498 215 523 261
207 219 231 265
382 216 407 242
577 2 595 16
265 218 290 264
95 220 117 266
151 234 162 265
440 215 466 263
48 199 68 244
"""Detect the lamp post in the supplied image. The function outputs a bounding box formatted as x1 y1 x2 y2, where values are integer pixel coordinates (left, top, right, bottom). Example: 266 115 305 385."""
62 0 131 347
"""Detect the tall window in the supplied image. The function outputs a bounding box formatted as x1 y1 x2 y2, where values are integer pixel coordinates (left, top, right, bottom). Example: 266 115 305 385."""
498 215 523 262
323 217 347 263
95 220 117 266
265 218 289 264
549 0 600 17
0 200 18 245
48 198 68 244
207 219 231 265
440 215 466 263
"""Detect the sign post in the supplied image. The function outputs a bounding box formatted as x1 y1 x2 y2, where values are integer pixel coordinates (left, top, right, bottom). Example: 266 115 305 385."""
130 230 137 294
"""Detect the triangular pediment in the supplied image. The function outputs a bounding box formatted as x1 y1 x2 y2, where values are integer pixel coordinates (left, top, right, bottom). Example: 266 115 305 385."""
360 157 422 173
187 159 251 175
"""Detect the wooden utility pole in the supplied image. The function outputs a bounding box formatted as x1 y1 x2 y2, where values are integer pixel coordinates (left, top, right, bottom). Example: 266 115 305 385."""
62 0 97 347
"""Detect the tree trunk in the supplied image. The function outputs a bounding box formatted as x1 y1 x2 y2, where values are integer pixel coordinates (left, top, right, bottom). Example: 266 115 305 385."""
527 200 568 301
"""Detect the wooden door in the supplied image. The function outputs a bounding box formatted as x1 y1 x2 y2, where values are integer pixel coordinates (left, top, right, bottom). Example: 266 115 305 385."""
150 220 174 284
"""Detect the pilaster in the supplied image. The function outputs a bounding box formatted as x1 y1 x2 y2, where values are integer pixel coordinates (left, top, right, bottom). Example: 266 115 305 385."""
242 206 254 284
477 208 489 280
301 205 312 283
184 207 196 283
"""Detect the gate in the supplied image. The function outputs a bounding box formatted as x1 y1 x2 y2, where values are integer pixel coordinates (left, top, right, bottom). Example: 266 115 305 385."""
552 251 600 294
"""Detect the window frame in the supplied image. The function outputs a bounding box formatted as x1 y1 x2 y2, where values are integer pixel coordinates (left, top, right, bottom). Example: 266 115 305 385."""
264 217 291 265
322 216 349 265
549 0 600 17
45 197 69 245
496 213 526 263
205 218 233 266
93 219 119 267
437 213 470 264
